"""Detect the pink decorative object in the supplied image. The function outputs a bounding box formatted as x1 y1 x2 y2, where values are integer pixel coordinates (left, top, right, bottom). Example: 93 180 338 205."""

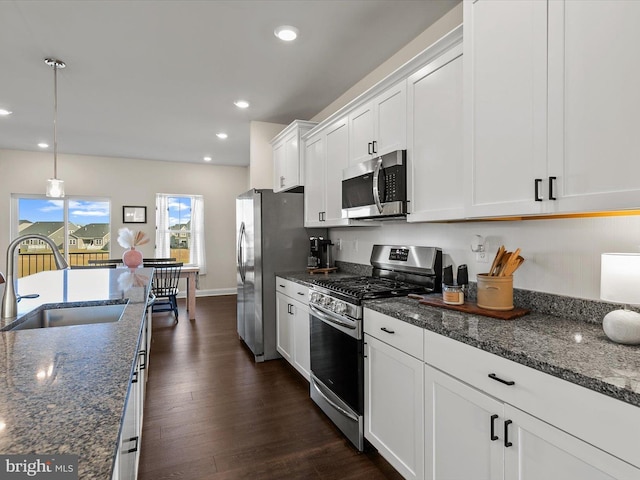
122 247 143 268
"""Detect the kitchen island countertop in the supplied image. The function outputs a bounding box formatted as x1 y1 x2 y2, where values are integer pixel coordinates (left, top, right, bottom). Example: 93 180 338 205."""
0 267 153 480
279 272 640 409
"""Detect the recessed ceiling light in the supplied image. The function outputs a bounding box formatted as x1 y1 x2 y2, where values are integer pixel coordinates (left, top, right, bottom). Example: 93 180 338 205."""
0 109 12 116
274 25 299 42
38 142 49 148
234 100 250 109
203 156 212 162
216 132 228 139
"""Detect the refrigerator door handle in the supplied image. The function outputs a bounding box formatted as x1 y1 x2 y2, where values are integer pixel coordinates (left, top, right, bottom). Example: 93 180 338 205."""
237 222 246 282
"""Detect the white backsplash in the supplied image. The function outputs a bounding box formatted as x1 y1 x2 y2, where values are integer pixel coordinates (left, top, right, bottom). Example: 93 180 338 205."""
329 215 640 301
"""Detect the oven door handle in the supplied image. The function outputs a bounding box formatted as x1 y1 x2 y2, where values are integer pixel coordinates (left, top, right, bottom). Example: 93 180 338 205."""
310 304 356 331
311 377 359 422
372 156 384 214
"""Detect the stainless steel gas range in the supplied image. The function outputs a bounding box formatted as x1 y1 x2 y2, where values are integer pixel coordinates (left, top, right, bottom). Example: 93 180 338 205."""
308 245 442 451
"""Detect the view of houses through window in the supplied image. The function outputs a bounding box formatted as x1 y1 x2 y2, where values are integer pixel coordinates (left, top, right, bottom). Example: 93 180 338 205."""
14 196 111 277
155 194 206 273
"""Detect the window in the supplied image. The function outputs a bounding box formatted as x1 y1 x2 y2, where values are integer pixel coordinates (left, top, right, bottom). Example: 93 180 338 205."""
155 194 206 274
12 195 111 277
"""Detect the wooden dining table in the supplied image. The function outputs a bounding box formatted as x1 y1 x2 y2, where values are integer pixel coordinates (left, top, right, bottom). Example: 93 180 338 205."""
179 266 199 320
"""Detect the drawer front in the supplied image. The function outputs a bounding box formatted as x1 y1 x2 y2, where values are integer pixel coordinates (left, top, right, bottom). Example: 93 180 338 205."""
275 277 309 304
364 308 423 360
425 330 640 468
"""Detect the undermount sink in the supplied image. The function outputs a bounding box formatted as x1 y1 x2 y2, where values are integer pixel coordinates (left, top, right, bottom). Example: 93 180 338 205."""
9 302 127 331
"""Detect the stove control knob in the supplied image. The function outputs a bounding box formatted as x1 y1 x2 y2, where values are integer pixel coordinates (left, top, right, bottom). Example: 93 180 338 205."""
334 302 347 314
321 296 332 307
310 292 320 303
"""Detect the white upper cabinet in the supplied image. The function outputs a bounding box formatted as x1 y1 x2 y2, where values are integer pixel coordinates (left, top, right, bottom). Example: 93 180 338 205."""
271 120 317 193
464 0 548 218
465 0 640 219
303 131 326 227
348 81 407 165
547 0 640 214
407 42 464 222
303 118 352 227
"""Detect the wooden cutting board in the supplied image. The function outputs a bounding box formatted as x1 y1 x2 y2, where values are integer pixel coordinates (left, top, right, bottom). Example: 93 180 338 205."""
307 267 338 275
415 295 530 320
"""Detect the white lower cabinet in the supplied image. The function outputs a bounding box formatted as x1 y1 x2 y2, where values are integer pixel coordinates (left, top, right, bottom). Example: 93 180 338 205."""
364 309 424 480
112 309 151 480
424 364 502 480
276 278 310 380
423 328 640 480
424 364 639 480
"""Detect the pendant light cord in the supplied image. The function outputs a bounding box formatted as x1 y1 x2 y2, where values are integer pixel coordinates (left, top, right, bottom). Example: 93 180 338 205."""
53 61 58 180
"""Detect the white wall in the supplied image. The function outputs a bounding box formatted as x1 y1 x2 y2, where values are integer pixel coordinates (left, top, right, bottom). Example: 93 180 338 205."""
330 214 640 302
311 3 463 123
249 121 286 189
0 148 249 295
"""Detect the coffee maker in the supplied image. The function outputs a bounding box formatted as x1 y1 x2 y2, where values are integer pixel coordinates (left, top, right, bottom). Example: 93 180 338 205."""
309 236 334 269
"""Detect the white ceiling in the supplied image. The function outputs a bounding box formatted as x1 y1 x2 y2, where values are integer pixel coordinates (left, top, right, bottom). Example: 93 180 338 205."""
0 0 459 167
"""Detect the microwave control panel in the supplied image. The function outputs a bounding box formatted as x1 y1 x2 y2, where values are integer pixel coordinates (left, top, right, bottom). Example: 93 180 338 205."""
381 165 405 202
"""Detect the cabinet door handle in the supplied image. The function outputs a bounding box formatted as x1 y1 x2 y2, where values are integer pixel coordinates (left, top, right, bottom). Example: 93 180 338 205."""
490 414 499 441
380 327 395 334
372 140 377 154
280 175 285 188
488 373 515 386
504 420 513 447
534 178 543 201
368 142 373 155
139 350 147 370
548 176 557 200
125 436 139 454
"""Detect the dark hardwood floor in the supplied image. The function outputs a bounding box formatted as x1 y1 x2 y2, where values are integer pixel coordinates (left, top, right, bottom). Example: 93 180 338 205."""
138 295 404 480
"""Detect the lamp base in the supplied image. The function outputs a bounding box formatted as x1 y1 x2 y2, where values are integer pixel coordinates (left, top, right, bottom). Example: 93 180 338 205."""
603 309 640 345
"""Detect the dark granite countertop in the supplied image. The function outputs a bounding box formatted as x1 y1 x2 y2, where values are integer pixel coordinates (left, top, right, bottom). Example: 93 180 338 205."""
278 271 640 408
0 267 153 480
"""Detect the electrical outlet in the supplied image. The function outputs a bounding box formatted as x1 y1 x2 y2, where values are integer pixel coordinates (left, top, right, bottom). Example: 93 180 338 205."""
476 251 489 263
336 238 342 251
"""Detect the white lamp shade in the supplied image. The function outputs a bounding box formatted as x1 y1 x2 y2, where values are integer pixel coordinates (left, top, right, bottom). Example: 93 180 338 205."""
600 253 640 304
46 178 65 198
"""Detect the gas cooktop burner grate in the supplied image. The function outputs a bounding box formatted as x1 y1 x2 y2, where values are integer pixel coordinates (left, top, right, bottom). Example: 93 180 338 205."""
311 276 426 300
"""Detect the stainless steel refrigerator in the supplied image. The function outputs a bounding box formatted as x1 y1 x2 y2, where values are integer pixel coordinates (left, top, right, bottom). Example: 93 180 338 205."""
236 189 322 362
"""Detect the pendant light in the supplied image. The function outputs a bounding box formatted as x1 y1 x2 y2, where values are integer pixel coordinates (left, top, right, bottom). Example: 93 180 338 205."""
45 58 66 198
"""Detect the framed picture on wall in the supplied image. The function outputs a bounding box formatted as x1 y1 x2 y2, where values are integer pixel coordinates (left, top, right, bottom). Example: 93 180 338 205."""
123 206 147 224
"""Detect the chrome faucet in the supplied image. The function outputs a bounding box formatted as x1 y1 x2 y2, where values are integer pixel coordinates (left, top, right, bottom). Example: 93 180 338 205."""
1 234 69 319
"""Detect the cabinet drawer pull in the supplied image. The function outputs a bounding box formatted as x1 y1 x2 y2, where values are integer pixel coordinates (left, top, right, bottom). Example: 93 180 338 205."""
504 420 513 447
549 176 557 200
534 178 543 201
490 414 499 441
372 140 377 154
380 327 395 334
488 373 515 386
297 291 305 296
368 142 373 155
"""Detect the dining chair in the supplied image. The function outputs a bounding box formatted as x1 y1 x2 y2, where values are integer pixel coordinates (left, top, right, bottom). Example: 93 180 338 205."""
142 257 176 264
145 262 183 321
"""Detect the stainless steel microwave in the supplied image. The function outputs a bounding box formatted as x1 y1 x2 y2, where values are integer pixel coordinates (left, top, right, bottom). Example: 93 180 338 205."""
341 150 407 220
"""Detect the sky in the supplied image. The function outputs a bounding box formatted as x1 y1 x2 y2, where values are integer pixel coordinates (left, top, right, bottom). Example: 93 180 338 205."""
19 198 110 226
168 197 191 226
